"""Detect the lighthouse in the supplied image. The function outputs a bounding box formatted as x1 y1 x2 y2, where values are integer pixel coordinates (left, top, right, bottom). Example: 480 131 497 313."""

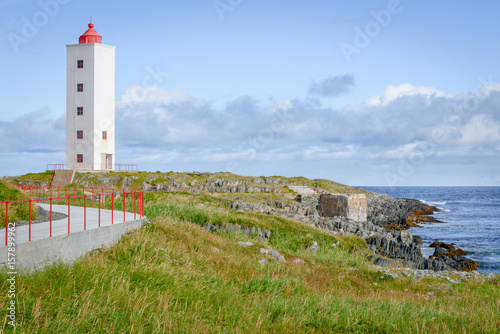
66 21 115 170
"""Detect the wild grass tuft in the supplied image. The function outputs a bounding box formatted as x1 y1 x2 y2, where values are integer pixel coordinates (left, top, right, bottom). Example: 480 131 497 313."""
0 179 38 223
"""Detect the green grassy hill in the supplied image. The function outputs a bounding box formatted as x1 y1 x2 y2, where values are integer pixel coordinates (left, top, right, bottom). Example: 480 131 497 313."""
0 173 499 333
0 179 37 223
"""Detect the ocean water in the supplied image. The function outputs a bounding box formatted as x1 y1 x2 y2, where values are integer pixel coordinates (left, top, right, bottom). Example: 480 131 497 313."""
364 187 500 273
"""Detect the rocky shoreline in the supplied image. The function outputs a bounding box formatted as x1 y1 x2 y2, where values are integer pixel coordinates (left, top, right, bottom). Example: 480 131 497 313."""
10 172 478 271
225 190 478 272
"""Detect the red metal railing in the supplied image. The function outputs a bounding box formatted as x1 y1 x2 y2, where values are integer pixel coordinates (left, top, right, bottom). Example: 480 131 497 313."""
71 163 138 171
47 163 66 171
47 163 139 171
2 187 144 246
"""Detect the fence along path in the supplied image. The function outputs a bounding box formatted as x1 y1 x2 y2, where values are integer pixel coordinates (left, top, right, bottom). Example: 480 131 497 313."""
3 184 361 246
2 187 144 246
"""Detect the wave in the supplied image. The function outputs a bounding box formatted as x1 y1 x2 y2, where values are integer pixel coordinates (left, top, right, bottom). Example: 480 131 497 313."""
420 200 450 212
421 200 447 206
436 208 451 213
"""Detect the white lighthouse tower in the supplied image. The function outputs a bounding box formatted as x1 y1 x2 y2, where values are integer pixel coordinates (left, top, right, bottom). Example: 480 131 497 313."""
66 21 115 170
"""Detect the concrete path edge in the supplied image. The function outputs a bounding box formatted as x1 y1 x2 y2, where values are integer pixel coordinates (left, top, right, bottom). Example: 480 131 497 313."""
0 217 145 271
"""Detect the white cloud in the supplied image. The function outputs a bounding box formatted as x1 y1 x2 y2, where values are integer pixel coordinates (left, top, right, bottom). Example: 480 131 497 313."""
2 82 500 185
110 82 500 176
365 83 445 106
0 107 64 153
383 143 420 159
458 114 500 146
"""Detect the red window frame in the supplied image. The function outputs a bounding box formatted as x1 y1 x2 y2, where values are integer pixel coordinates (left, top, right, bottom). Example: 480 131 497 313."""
102 131 107 140
77 83 83 92
77 154 83 163
77 130 83 139
77 107 83 115
77 60 83 68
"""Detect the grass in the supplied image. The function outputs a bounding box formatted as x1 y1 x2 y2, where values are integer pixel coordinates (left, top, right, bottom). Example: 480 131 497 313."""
0 187 499 332
5 172 53 186
5 170 358 194
0 179 37 223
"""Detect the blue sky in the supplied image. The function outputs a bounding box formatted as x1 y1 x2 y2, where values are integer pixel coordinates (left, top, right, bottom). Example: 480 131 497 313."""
1 0 500 185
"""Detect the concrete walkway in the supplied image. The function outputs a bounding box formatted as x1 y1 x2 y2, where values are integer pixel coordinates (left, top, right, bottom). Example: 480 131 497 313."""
3 204 139 244
0 204 145 270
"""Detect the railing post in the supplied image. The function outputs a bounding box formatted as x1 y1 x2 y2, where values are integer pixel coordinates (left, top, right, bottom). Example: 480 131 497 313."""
29 199 32 241
134 191 137 219
123 190 126 222
68 197 71 233
50 197 53 238
5 201 8 246
112 191 114 225
98 194 101 227
83 194 86 231
73 188 76 206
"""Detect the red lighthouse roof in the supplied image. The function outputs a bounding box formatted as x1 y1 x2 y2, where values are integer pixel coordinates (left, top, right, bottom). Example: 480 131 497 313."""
79 22 102 44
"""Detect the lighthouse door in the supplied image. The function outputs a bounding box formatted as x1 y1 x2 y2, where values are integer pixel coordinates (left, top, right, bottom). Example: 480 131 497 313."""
105 154 113 170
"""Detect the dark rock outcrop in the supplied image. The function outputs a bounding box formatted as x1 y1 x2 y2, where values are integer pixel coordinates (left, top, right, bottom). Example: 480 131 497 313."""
224 191 476 272
429 241 477 271
366 191 437 228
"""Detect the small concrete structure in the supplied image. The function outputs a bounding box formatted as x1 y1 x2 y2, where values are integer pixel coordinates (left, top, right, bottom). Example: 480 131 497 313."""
347 193 367 222
0 204 144 270
318 193 367 222
319 194 348 217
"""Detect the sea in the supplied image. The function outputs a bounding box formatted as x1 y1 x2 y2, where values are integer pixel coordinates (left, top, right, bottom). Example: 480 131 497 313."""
363 186 500 273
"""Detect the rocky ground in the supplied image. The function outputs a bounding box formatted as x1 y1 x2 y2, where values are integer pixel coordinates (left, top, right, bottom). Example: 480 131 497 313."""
8 172 478 272
225 190 478 272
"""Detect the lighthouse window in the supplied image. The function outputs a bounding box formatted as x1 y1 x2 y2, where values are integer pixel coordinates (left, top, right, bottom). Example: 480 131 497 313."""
77 60 84 68
77 130 83 139
102 131 107 140
77 83 83 92
77 107 83 115
77 154 83 163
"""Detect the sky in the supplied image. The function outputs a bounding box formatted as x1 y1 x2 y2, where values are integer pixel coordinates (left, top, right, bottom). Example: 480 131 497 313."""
1 0 500 186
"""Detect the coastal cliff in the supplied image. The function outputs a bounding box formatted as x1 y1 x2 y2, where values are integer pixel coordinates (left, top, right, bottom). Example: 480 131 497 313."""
225 190 477 272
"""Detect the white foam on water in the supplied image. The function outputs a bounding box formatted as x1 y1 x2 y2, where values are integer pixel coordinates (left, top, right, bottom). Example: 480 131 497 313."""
421 200 447 206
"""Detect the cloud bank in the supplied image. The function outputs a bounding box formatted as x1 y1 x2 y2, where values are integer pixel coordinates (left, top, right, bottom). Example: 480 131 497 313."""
2 82 500 184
